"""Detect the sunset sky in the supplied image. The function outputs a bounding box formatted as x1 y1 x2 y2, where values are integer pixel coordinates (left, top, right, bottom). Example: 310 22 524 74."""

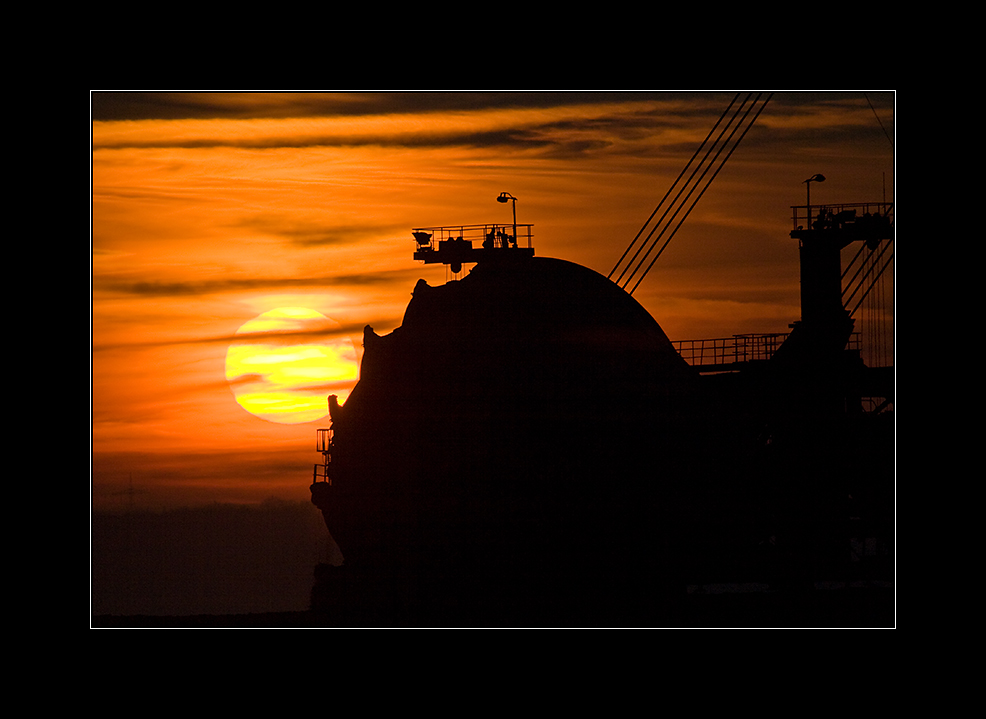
90 91 895 512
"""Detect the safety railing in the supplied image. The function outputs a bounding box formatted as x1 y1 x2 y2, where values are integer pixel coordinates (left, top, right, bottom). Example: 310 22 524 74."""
313 463 332 484
674 333 788 368
791 202 893 233
412 223 534 252
313 428 333 484
674 332 861 370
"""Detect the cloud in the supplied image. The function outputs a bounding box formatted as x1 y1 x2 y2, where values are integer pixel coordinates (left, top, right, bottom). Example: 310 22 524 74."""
92 447 321 509
90 121 566 153
92 315 394 354
89 92 757 155
225 372 266 387
90 91 718 122
233 215 403 248
292 378 360 394
93 267 424 299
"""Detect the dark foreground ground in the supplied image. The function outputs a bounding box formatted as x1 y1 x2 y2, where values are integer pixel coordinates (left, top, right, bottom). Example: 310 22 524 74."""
92 582 894 628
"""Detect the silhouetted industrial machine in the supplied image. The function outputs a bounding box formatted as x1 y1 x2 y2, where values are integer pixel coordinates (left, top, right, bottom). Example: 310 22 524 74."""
308 96 893 626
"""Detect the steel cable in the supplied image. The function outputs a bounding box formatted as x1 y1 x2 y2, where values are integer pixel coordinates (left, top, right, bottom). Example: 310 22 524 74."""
616 93 757 289
626 93 772 295
609 93 742 282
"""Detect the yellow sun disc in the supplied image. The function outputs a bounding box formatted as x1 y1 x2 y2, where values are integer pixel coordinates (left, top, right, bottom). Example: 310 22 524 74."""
225 307 359 424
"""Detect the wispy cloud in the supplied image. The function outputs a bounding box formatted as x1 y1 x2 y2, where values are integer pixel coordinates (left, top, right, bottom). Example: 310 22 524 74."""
232 215 405 248
90 92 893 159
93 267 424 298
90 93 732 154
90 91 721 122
92 316 393 353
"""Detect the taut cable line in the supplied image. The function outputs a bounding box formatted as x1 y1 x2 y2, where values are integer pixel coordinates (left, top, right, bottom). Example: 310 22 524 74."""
848 248 894 319
613 93 752 288
609 93 742 282
624 93 772 295
844 236 894 312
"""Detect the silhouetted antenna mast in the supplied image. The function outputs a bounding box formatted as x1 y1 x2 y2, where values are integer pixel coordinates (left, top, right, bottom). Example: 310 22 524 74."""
610 92 772 295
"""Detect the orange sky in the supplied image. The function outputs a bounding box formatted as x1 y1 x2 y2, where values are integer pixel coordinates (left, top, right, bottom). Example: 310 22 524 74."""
90 91 895 511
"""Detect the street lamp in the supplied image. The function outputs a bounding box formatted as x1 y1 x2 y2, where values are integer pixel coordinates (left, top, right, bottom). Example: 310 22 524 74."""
804 174 825 229
497 192 517 247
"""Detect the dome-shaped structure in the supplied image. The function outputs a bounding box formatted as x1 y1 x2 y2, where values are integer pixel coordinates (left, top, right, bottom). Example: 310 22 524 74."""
313 255 704 625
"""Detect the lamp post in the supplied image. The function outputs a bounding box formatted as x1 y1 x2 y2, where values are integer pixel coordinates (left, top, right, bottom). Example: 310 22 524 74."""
497 192 517 247
804 174 825 229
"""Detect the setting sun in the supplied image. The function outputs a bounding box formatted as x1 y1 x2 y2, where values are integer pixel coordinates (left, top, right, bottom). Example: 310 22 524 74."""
225 307 359 424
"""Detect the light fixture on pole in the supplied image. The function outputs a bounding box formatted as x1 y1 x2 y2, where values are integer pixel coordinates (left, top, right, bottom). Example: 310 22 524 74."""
497 192 517 247
804 174 825 228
